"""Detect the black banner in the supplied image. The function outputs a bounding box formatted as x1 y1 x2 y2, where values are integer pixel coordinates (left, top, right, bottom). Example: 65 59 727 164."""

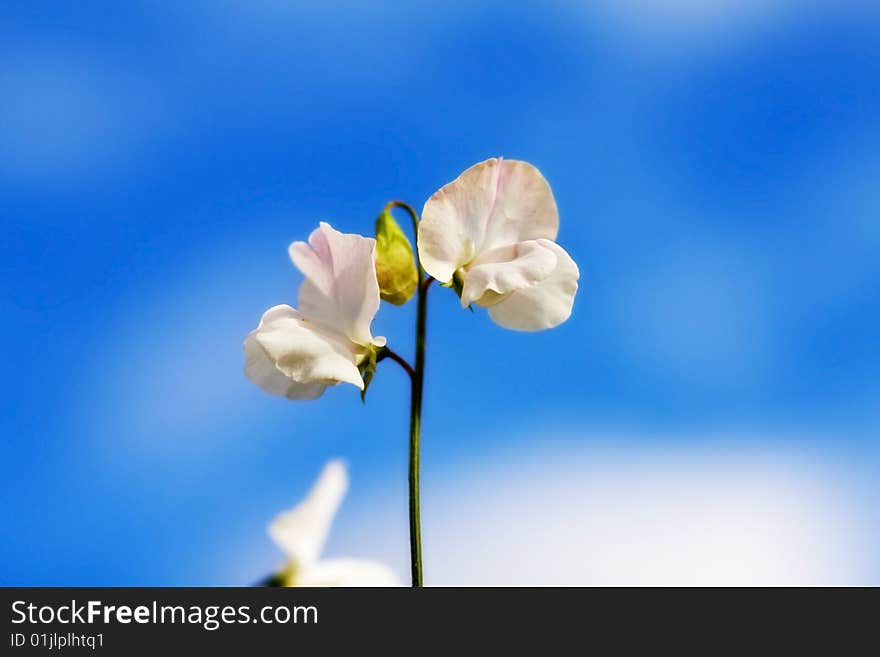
1 587 875 651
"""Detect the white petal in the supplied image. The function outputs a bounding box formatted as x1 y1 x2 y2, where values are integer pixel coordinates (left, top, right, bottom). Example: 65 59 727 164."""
244 330 326 400
296 558 401 587
460 240 558 308
480 159 559 250
487 241 579 331
244 305 364 397
269 460 348 565
418 158 498 283
288 222 380 346
418 158 558 283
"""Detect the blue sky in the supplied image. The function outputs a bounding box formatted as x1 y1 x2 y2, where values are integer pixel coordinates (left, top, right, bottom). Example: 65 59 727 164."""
2 1 879 585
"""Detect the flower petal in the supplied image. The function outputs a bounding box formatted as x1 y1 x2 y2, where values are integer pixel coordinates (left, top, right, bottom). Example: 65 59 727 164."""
269 460 348 566
460 240 558 308
244 331 326 400
487 241 579 331
244 305 364 397
288 222 380 346
481 158 559 251
297 558 401 587
418 158 558 283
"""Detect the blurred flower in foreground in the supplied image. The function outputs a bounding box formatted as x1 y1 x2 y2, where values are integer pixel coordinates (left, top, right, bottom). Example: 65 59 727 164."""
244 222 386 400
267 460 400 586
418 157 579 331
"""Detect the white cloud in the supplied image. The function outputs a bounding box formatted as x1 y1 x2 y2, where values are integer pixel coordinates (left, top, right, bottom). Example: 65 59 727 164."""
580 0 801 49
595 0 792 32
332 436 875 586
573 1 879 59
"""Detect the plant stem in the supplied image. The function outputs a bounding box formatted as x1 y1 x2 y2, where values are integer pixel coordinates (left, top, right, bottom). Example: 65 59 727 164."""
380 347 415 380
385 199 430 587
408 276 433 586
384 200 421 241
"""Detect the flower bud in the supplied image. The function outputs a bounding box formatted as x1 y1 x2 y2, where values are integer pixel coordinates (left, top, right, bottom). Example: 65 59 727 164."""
375 209 418 305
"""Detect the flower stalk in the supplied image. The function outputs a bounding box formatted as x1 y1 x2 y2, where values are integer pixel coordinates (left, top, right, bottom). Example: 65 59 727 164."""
384 200 430 587
244 158 578 589
408 275 433 586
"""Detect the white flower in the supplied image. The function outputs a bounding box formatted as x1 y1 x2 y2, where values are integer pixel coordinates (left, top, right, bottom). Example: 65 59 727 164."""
418 157 579 331
244 222 386 400
269 460 400 587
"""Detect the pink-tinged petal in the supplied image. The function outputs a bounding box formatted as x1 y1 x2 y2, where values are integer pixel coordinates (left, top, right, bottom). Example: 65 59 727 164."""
481 158 559 251
288 223 380 346
269 460 348 566
487 241 579 331
418 158 558 283
244 305 365 397
418 158 499 283
460 240 558 308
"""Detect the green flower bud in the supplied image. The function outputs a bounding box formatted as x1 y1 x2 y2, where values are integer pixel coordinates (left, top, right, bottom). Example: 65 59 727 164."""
375 210 418 306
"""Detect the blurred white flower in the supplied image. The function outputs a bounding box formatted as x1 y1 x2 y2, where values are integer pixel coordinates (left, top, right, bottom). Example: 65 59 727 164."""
418 157 579 331
269 460 400 587
244 222 386 400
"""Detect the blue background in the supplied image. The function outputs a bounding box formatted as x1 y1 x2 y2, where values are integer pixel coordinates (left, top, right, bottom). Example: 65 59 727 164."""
2 1 878 584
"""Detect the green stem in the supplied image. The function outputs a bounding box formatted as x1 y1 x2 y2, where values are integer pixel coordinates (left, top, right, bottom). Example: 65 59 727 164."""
408 275 433 586
385 199 430 587
379 346 415 380
384 201 421 251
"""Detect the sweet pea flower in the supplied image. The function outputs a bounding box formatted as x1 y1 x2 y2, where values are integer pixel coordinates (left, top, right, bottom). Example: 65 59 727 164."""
418 157 579 331
244 222 386 400
268 460 400 586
